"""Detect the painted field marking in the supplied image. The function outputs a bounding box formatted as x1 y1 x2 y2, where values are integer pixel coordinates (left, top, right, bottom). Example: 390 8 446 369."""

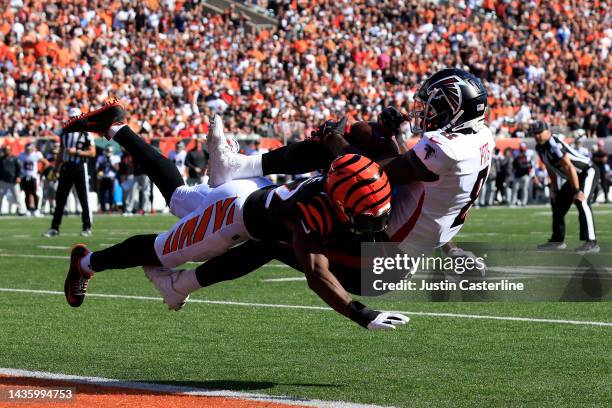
0 287 610 328
37 245 70 250
0 368 385 408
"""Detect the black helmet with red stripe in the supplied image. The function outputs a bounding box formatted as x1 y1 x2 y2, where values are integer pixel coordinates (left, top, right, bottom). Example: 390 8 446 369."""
325 154 392 234
408 68 487 135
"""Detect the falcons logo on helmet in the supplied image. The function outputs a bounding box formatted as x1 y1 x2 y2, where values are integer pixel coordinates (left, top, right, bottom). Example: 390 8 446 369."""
426 76 466 114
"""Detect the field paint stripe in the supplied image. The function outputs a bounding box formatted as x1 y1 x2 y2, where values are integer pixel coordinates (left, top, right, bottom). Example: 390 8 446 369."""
37 245 70 250
263 277 307 282
1 287 611 328
0 368 386 408
0 253 68 260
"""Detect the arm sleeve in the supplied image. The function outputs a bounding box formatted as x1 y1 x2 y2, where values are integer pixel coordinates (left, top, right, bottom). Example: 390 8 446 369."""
412 133 455 175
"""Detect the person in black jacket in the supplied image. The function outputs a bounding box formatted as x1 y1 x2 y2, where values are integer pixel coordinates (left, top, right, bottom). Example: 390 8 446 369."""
185 138 209 186
0 145 25 215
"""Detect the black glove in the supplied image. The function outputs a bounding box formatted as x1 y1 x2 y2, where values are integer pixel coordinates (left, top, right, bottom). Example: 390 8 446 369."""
309 117 348 144
378 106 407 136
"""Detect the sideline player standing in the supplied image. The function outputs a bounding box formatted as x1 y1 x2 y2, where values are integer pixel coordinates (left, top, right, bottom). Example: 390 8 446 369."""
19 143 49 217
530 121 599 253
44 107 96 238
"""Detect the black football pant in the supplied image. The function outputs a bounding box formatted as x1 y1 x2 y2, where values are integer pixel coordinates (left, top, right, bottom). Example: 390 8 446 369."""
90 126 184 272
551 166 599 242
51 163 91 231
20 177 38 212
97 177 114 212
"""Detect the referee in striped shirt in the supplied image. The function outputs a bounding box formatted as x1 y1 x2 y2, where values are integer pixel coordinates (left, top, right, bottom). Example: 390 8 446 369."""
530 121 599 253
44 108 96 238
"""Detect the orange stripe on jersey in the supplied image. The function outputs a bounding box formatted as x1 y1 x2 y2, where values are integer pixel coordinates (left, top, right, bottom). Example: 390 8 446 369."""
192 204 214 243
307 203 324 233
297 202 318 233
314 196 332 235
170 223 184 253
177 215 200 250
213 197 237 232
162 230 174 255
226 204 235 225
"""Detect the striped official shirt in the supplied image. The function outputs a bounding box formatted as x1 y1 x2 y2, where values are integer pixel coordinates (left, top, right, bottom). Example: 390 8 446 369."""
61 132 94 165
535 134 592 179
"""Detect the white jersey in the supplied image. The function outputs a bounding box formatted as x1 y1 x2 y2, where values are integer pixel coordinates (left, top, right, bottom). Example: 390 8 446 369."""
386 127 495 255
19 151 44 178
169 150 187 177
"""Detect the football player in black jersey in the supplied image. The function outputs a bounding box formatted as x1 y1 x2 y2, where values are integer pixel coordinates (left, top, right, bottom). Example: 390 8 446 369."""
61 101 409 331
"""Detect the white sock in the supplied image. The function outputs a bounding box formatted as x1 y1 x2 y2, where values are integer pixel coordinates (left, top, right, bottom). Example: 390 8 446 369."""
107 124 127 139
174 269 202 295
233 154 263 179
79 252 94 274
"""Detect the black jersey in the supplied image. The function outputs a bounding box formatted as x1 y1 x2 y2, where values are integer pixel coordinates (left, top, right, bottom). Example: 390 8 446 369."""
243 176 340 243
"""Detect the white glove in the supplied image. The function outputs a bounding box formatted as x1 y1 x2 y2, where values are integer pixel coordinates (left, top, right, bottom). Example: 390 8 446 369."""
366 312 410 330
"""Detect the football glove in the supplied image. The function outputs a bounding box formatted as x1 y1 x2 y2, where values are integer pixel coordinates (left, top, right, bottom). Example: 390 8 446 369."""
378 106 407 136
348 300 410 330
308 117 348 144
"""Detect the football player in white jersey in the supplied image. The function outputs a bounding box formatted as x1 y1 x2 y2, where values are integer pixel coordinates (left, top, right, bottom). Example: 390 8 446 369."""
169 141 187 180
19 143 49 217
208 68 494 258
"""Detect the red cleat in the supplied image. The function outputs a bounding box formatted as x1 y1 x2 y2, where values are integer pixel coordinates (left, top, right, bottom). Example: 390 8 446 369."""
64 244 93 308
62 100 126 139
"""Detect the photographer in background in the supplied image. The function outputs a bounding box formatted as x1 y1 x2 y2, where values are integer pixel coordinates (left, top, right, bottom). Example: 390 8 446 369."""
531 121 600 254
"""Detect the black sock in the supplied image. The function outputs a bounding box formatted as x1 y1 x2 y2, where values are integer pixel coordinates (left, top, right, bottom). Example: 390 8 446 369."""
261 141 333 175
114 126 184 205
90 234 161 272
195 241 281 287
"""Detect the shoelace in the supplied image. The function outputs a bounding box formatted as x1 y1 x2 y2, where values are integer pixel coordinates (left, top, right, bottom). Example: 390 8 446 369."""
74 275 90 295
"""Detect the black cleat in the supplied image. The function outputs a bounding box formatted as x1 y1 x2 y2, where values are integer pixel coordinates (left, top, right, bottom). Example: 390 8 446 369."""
536 241 567 251
64 244 93 307
575 240 600 254
62 100 126 139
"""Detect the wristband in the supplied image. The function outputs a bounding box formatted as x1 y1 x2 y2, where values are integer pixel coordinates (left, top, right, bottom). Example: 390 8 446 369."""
572 188 580 194
348 301 380 328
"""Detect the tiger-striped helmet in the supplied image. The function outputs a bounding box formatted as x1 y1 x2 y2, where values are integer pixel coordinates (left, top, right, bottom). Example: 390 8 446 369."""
325 154 392 234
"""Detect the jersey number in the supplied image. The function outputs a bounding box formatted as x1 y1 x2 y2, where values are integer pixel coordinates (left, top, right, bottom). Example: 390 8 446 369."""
450 167 489 228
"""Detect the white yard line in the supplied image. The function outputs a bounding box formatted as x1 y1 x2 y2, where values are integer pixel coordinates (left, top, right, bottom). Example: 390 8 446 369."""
0 368 386 408
37 245 70 250
0 287 610 328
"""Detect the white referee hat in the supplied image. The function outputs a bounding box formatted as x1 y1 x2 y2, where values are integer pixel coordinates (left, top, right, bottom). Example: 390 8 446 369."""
68 107 82 117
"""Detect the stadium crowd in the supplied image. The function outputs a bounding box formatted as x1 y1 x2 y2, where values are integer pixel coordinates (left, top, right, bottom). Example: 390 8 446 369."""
0 0 610 215
0 0 609 141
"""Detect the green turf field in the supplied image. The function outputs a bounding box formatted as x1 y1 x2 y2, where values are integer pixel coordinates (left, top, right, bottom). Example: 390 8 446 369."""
0 206 610 407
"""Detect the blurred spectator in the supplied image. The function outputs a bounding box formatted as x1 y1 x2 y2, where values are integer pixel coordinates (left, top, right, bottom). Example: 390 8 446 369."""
185 139 208 186
41 142 60 214
96 146 120 213
118 148 135 214
479 147 499 207
532 164 550 203
497 147 514 205
0 145 24 215
125 159 151 215
169 141 187 180
19 143 48 216
591 140 610 203
511 143 534 206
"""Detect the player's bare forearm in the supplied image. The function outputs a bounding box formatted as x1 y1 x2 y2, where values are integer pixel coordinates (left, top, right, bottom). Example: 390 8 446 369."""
545 164 557 191
291 229 353 319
